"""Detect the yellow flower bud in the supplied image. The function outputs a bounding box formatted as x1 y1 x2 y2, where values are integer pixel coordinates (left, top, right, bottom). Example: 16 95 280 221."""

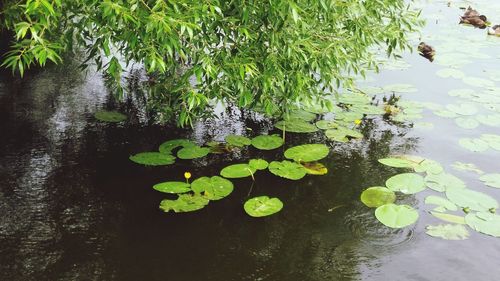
184 172 192 179
354 119 362 125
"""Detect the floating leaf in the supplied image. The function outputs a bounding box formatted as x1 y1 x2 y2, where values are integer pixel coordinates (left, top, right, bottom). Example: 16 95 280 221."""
220 164 256 179
433 110 458 118
446 188 499 212
383 84 418 93
244 196 283 217
251 135 284 150
360 187 396 208
191 176 234 200
446 103 478 116
448 88 475 98
479 174 500 188
225 135 251 147
451 162 484 174
159 194 209 213
386 173 425 194
375 204 419 228
153 181 191 194
455 117 479 129
414 159 444 174
284 144 329 162
249 159 269 170
129 152 175 166
301 162 328 175
275 120 318 133
285 110 317 121
177 146 210 159
324 129 349 142
465 212 500 237
430 211 466 224
481 134 500 151
316 120 339 130
94 110 127 122
268 161 307 180
459 138 489 152
425 224 470 240
476 114 500 127
436 68 465 79
159 139 196 153
425 173 466 192
425 195 458 211
463 76 495 88
378 158 417 169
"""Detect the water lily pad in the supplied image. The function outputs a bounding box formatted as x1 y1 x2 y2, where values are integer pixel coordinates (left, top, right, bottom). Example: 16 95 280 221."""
426 224 469 240
153 181 191 194
375 204 419 228
479 174 500 188
275 120 318 133
459 138 489 152
225 135 251 147
430 211 466 224
191 176 234 200
284 110 317 121
244 196 283 217
378 158 417 169
159 139 196 153
414 159 444 174
481 134 500 151
220 164 257 179
159 194 209 213
433 110 458 118
325 129 349 142
383 84 418 93
249 159 269 170
463 76 495 88
425 173 466 192
476 114 500 127
425 195 458 211
94 110 127 122
284 144 329 162
129 152 176 166
451 162 484 174
360 187 396 208
268 161 307 180
446 188 499 212
455 117 479 129
251 135 284 150
386 173 425 194
436 68 465 79
316 120 339 130
448 88 475 98
446 103 478 116
177 146 210 159
465 212 500 237
301 162 328 175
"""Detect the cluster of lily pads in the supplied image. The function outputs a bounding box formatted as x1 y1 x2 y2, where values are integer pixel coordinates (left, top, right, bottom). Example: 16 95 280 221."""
360 155 500 239
129 135 332 217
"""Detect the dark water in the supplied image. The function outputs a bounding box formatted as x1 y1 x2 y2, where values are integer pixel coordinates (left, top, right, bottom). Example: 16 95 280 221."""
2 1 500 280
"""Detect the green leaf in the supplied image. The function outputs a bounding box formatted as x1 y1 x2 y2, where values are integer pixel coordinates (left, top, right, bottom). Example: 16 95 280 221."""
425 224 469 240
385 173 425 194
159 194 209 213
249 159 269 170
275 120 319 133
244 196 283 217
375 204 419 228
446 103 477 116
378 158 417 169
424 173 466 192
455 117 479 129
360 186 396 208
284 144 329 162
251 135 284 150
129 152 175 166
191 176 234 200
424 195 458 211
268 161 307 180
177 146 210 159
458 138 489 152
220 164 256 178
479 174 500 188
465 212 500 237
430 211 466 224
94 110 127 122
153 181 191 194
159 139 196 154
225 135 251 147
301 162 328 175
446 188 499 212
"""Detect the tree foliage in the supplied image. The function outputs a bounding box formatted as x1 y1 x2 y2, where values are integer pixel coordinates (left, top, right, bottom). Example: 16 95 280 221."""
0 0 422 126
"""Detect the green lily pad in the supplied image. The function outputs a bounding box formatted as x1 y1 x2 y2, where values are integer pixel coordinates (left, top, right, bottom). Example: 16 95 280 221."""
225 135 251 147
177 146 210 159
159 194 209 213
459 138 489 152
446 188 499 212
436 68 465 79
446 103 478 116
360 186 396 208
463 76 495 88
425 173 466 192
425 224 470 240
479 174 500 188
434 110 458 118
448 88 475 98
244 196 283 217
251 135 284 150
425 195 458 211
94 110 127 122
220 164 257 179
284 110 317 121
301 162 328 175
383 84 418 93
129 152 176 166
465 212 500 237
153 181 191 194
455 117 479 129
378 158 418 169
452 162 484 174
476 114 500 127
284 144 329 162
268 161 307 180
316 120 339 130
324 129 349 142
249 159 269 170
374 204 419 228
159 139 196 154
275 120 319 133
414 159 444 174
481 134 500 151
430 211 466 224
191 176 234 200
386 173 425 194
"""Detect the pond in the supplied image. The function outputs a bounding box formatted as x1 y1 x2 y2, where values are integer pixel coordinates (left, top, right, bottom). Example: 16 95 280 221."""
1 0 500 280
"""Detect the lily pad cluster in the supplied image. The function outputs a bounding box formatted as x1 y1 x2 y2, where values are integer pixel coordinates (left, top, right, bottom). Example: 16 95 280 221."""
130 139 210 166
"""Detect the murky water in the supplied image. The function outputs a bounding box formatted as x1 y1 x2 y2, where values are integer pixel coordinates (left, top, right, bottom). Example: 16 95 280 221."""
2 1 500 280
